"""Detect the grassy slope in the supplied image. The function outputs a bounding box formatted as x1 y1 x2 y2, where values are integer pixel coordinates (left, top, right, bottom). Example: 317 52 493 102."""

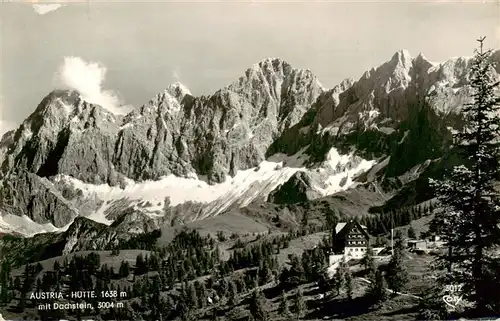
275 232 328 266
392 212 434 238
158 211 273 246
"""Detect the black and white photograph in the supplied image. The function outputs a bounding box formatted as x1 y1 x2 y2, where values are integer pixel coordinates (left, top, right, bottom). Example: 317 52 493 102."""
1 1 500 320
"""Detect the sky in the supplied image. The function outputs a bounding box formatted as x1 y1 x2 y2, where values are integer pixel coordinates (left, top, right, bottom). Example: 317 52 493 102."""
1 0 499 135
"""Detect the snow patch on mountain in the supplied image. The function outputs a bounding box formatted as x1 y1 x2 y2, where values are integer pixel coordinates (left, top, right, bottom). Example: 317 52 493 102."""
119 123 134 130
0 212 70 237
85 206 114 225
48 146 375 225
56 97 76 116
53 146 309 222
314 148 376 196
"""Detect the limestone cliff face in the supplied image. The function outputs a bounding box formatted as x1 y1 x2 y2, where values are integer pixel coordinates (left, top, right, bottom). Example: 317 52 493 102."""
272 50 500 160
0 171 78 226
1 58 324 185
112 58 324 183
313 51 475 136
1 90 121 184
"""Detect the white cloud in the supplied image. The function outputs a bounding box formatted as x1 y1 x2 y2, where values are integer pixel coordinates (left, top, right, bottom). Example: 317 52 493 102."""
55 57 131 115
32 4 65 15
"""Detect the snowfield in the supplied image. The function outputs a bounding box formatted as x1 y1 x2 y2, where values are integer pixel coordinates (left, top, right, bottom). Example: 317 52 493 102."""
0 147 376 236
0 212 72 237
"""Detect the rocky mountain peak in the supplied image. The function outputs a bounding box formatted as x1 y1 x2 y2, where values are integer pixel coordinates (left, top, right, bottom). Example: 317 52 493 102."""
414 52 436 67
254 57 291 72
390 49 413 69
228 57 293 93
165 82 192 101
32 90 81 121
0 89 120 181
378 49 413 93
144 83 192 115
305 48 500 138
27 89 117 130
431 56 471 86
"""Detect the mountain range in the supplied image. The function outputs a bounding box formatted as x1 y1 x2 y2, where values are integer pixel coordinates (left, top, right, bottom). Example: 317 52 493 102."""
1 49 499 251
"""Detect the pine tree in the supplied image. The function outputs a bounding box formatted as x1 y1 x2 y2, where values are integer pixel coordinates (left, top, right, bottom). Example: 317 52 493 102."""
367 268 388 304
187 283 198 309
334 256 351 296
196 280 207 308
293 288 306 319
13 276 21 290
317 265 333 295
179 301 194 321
428 37 500 316
286 254 306 287
408 226 417 239
361 244 376 280
386 231 409 293
277 290 291 317
53 260 60 272
119 261 130 278
135 253 148 275
249 288 268 321
227 280 238 307
0 259 12 303
210 308 218 321
345 268 353 300
325 208 338 230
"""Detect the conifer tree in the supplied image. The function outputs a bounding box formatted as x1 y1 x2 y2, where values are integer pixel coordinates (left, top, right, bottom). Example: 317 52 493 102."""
179 301 194 321
0 260 11 304
317 265 333 295
345 268 354 300
278 290 291 317
227 280 238 307
135 253 148 275
196 280 207 308
361 244 376 280
408 226 417 239
294 288 306 319
428 37 500 316
210 308 218 321
53 260 60 272
119 261 130 278
249 288 268 321
386 231 408 293
367 268 388 304
187 283 198 309
286 254 306 287
334 256 351 296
